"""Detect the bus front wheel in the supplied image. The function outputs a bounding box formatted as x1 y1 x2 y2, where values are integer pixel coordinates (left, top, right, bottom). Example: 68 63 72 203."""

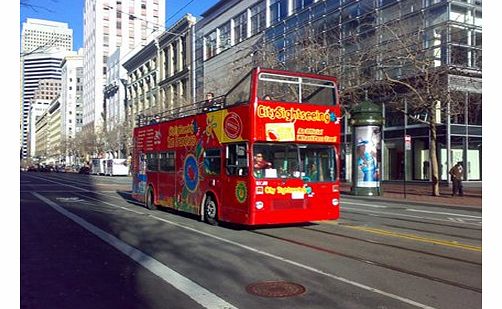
204 195 218 226
145 186 157 210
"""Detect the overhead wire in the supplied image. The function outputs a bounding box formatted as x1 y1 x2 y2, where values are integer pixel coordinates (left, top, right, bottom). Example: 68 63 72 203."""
101 1 198 66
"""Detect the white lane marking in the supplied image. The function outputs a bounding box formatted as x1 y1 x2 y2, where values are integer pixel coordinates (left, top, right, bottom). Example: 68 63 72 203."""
72 193 147 215
344 200 481 219
406 209 481 219
344 200 481 217
343 207 482 226
342 201 388 208
32 192 237 309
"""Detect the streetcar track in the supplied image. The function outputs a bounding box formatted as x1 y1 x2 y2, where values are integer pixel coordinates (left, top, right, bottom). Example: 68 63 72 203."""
301 226 481 266
251 230 482 293
344 210 482 230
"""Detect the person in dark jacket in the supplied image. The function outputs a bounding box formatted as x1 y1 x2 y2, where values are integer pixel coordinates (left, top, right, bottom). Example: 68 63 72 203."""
449 162 464 196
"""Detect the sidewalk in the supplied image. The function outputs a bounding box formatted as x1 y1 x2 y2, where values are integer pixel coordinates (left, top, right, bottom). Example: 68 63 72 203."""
340 181 482 211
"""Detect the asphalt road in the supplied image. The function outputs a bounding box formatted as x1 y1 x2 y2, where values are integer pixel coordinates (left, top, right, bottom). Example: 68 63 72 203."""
20 172 482 309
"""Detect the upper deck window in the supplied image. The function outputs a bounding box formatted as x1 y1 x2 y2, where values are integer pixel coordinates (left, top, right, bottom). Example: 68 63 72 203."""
257 72 337 105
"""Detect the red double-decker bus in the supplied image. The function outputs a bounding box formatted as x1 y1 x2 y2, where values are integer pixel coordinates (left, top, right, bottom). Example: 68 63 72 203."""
131 67 341 226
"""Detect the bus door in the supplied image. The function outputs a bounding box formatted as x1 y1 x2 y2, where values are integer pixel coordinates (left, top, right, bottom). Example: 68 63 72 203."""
202 148 223 211
221 143 249 223
157 152 176 208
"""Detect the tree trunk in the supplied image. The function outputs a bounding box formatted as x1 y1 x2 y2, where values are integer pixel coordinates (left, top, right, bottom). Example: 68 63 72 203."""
429 113 440 196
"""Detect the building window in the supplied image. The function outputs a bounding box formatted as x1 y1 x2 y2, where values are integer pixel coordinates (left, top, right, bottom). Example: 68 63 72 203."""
234 11 248 44
173 41 178 73
205 31 217 59
251 1 266 35
450 26 468 45
468 93 482 125
219 22 231 51
450 45 469 66
180 35 187 69
270 0 289 25
294 0 314 12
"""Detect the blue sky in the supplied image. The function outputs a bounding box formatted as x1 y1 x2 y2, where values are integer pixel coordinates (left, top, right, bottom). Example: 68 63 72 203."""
20 0 219 51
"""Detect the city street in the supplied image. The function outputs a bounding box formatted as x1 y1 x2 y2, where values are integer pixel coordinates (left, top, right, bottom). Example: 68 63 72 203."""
21 172 482 309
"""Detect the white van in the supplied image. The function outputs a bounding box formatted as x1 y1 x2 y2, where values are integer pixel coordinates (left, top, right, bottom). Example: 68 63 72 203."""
105 159 129 176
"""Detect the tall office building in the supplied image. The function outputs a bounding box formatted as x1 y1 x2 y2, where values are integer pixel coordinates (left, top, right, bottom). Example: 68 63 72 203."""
82 0 166 134
61 51 84 141
20 19 73 159
21 18 73 54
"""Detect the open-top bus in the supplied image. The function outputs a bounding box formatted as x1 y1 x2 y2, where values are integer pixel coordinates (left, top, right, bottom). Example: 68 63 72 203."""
131 67 341 226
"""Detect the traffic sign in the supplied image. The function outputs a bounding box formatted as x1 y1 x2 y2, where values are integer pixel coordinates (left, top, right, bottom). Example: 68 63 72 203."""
405 135 411 150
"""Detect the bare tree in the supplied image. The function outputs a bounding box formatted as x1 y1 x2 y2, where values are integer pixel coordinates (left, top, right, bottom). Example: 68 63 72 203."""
72 127 108 161
102 120 134 158
373 19 480 196
250 25 384 117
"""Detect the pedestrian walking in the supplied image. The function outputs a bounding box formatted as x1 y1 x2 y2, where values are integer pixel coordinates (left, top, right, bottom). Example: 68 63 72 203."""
449 162 464 196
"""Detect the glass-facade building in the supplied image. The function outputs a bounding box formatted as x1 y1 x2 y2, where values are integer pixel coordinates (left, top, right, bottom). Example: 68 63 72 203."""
194 0 482 182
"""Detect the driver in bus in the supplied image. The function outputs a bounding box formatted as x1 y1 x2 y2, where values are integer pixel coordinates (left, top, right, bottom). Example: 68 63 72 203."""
254 152 272 178
254 153 272 170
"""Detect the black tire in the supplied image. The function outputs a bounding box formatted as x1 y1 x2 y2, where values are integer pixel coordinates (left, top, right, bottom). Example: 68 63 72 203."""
204 195 218 226
145 186 157 210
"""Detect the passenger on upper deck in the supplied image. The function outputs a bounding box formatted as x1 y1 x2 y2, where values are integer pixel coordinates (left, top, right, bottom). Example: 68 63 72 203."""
202 92 221 112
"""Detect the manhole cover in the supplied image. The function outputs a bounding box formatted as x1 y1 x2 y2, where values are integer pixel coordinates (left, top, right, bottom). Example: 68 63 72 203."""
246 281 306 297
338 222 355 226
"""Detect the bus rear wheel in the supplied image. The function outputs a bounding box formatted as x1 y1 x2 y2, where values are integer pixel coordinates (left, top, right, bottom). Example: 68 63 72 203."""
145 186 157 210
204 195 218 226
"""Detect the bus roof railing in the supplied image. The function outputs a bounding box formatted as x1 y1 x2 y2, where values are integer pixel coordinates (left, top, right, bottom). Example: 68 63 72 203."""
135 95 227 127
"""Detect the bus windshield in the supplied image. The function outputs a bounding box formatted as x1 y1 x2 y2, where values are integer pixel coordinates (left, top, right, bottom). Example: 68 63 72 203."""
253 143 336 181
257 72 337 105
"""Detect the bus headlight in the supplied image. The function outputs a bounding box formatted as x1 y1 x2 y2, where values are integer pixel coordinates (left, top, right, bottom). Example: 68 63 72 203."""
255 201 264 210
332 198 339 206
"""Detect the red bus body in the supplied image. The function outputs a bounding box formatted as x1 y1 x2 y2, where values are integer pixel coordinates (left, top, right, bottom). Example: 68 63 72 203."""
132 68 341 226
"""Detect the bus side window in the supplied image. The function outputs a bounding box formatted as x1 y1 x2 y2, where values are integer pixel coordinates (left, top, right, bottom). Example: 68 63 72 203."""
226 143 248 176
203 149 221 175
146 153 159 171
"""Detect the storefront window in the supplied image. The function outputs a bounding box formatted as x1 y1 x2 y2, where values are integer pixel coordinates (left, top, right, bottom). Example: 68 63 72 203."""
412 137 430 180
449 135 465 179
467 137 481 180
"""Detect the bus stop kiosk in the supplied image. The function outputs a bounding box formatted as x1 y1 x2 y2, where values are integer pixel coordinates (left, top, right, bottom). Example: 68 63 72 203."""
350 100 384 196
